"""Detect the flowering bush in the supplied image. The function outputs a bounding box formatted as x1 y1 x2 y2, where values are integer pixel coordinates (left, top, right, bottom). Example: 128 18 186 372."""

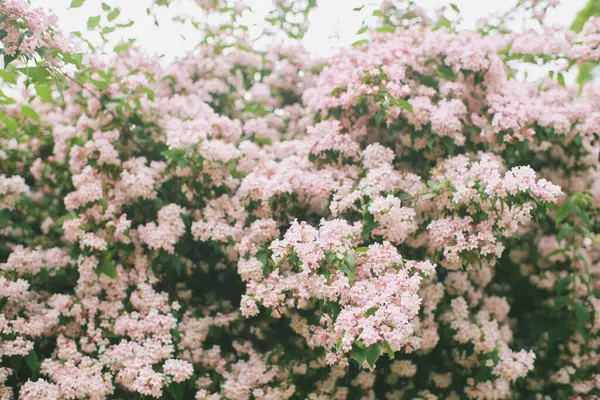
0 0 599 399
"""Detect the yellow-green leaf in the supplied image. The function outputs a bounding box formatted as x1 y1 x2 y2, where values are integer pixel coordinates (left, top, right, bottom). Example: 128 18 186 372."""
114 41 133 53
17 67 50 81
108 8 120 21
87 15 101 30
70 0 86 8
0 70 17 84
21 105 40 121
35 85 52 102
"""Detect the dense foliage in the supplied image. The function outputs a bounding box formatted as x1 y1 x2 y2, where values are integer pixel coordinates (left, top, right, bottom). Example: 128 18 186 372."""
0 0 599 399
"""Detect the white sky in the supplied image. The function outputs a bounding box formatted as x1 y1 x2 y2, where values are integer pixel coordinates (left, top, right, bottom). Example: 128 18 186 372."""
31 0 588 62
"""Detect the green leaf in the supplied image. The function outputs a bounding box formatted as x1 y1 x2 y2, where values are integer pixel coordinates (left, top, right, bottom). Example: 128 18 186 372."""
326 301 341 318
356 25 368 35
435 16 452 30
571 0 600 32
21 105 40 121
318 265 331 280
339 263 354 281
166 382 185 400
54 212 78 225
89 76 109 90
557 224 572 243
352 39 369 48
172 255 184 276
102 3 111 11
547 248 570 259
0 95 15 105
25 350 39 377
10 357 22 375
557 72 566 88
365 307 378 317
114 41 133 53
351 345 366 365
345 252 356 269
254 137 271 146
395 98 413 113
438 64 457 81
137 87 155 101
116 21 135 28
87 15 101 30
35 85 52 102
384 340 395 359
324 252 336 265
243 101 269 117
555 276 572 294
0 70 17 84
340 253 356 281
450 3 460 12
355 247 368 253
556 295 569 309
576 206 591 227
365 342 383 368
573 300 590 332
17 67 51 81
98 257 118 279
3 53 17 67
177 157 190 169
108 8 120 21
98 199 108 210
374 111 385 127
70 0 86 8
375 24 395 33
62 52 84 68
427 179 442 191
254 250 270 276
152 197 164 211
555 203 570 224
577 62 596 87
3 117 18 131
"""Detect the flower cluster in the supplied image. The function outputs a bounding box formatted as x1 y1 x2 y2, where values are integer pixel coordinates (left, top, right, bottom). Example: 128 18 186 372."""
0 0 69 61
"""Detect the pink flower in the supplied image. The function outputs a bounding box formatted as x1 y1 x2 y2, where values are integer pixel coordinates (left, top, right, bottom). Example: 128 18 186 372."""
163 359 194 383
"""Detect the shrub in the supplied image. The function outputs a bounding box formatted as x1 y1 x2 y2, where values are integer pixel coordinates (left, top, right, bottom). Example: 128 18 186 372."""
0 0 599 399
